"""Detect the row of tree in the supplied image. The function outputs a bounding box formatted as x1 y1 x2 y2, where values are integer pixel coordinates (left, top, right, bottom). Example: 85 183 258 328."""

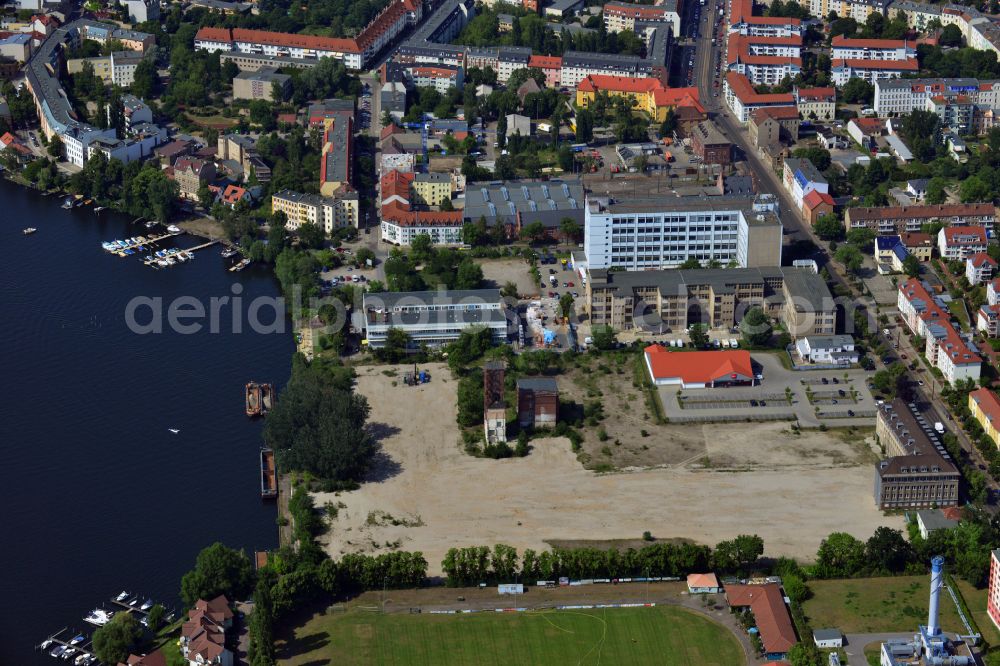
441 536 763 587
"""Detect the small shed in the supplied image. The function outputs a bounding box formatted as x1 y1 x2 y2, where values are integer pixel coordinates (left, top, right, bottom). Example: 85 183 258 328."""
686 573 722 594
813 628 843 649
915 510 959 539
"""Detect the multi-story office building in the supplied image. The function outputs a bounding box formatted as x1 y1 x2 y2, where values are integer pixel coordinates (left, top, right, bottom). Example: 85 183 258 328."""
585 266 835 337
271 189 359 232
362 289 509 348
874 400 960 509
582 194 783 271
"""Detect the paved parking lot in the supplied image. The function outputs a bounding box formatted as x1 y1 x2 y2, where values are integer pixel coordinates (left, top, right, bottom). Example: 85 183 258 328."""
658 353 876 426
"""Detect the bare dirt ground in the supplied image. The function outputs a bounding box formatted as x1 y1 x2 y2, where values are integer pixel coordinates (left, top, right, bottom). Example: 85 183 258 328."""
315 363 901 575
478 257 538 297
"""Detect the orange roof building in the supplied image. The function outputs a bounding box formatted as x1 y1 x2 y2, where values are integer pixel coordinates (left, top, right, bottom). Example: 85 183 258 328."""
970 388 1000 446
725 584 797 657
576 74 702 122
643 346 756 388
687 573 722 593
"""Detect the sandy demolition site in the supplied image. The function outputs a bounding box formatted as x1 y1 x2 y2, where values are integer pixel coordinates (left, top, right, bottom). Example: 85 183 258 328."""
316 364 902 574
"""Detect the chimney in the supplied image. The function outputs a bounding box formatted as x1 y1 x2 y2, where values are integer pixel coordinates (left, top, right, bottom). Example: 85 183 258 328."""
927 555 944 637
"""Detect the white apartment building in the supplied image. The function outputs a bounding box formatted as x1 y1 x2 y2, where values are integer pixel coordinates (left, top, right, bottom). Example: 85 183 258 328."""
898 278 982 385
380 216 464 245
831 36 916 61
362 289 509 348
832 58 918 86
874 78 985 116
582 194 783 271
938 226 989 260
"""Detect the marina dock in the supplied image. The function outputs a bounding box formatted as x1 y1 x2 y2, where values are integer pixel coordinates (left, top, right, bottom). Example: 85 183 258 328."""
38 627 97 664
102 232 178 255
142 239 219 268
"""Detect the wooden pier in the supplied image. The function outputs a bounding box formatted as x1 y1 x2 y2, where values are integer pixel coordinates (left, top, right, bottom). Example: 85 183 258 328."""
38 627 96 663
106 232 178 254
143 240 219 267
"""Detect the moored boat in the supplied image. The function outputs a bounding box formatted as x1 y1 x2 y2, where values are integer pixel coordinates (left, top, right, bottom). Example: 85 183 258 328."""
261 448 277 499
246 382 262 417
23 227 37 235
260 383 273 414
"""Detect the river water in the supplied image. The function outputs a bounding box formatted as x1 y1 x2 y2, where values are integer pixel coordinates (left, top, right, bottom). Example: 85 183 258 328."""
0 179 291 664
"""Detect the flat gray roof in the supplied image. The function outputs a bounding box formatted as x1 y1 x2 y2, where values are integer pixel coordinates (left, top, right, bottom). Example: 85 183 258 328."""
517 377 558 392
586 194 781 227
916 510 959 531
464 178 585 224
364 289 503 309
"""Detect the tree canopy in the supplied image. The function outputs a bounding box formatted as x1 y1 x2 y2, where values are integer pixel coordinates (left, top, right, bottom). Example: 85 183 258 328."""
180 542 256 605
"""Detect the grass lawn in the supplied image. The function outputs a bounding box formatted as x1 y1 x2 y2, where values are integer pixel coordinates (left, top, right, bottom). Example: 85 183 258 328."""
185 113 240 130
803 576 967 634
277 605 744 666
952 578 1000 647
948 299 970 331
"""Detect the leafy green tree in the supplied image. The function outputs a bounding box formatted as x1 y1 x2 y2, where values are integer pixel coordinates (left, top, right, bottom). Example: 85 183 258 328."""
47 134 64 158
741 307 772 347
263 361 375 485
559 292 574 319
815 532 866 578
679 257 702 269
846 227 876 251
926 177 948 205
521 221 547 242
380 328 412 363
903 253 921 278
456 368 484 427
792 146 830 171
501 281 519 299
297 222 326 249
689 323 709 348
940 23 963 47
591 325 617 350
813 213 843 240
782 574 809 605
841 78 874 104
247 575 276 666
575 108 594 142
92 613 142 665
865 526 912 574
455 259 484 289
960 175 991 203
145 604 165 630
787 641 825 666
835 244 864 274
180 542 256 605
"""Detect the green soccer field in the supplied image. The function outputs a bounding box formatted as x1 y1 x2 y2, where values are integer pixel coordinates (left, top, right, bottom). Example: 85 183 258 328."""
278 605 745 666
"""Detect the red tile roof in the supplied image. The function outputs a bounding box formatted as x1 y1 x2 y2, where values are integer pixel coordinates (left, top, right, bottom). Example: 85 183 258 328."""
603 2 674 19
968 252 997 268
726 72 795 105
832 57 919 71
725 584 797 654
644 347 753 385
754 106 800 121
528 54 562 69
831 35 909 49
942 225 987 245
796 87 835 101
971 389 1000 431
410 66 458 78
803 189 835 210
194 27 234 43
222 184 248 204
231 27 360 53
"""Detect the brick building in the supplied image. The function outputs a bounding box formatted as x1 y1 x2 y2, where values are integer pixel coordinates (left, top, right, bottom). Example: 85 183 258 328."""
516 378 558 428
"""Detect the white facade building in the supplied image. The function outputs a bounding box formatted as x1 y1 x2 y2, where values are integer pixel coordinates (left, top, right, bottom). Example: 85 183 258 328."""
362 289 509 348
582 194 783 271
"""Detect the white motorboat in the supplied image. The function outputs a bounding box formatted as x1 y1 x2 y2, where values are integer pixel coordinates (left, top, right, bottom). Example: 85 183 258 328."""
140 599 153 611
84 609 114 626
40 639 53 650
145 220 157 229
23 227 37 235
116 590 129 601
75 655 88 666
167 224 181 233
61 648 76 660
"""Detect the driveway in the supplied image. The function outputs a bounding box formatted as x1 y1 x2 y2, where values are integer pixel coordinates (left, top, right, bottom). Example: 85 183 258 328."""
842 633 914 661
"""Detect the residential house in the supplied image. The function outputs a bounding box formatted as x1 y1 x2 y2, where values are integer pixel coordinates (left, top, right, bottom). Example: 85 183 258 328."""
906 179 929 202
180 595 234 666
978 304 999 337
219 184 251 208
272 188 359 231
966 252 997 285
875 235 911 274
686 573 722 594
802 190 834 226
898 278 982 385
782 157 828 210
794 334 858 365
232 67 290 101
813 629 843 649
938 225 988 260
901 232 934 261
794 87 835 120
915 509 959 539
725 584 797 660
845 203 997 235
173 158 217 201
